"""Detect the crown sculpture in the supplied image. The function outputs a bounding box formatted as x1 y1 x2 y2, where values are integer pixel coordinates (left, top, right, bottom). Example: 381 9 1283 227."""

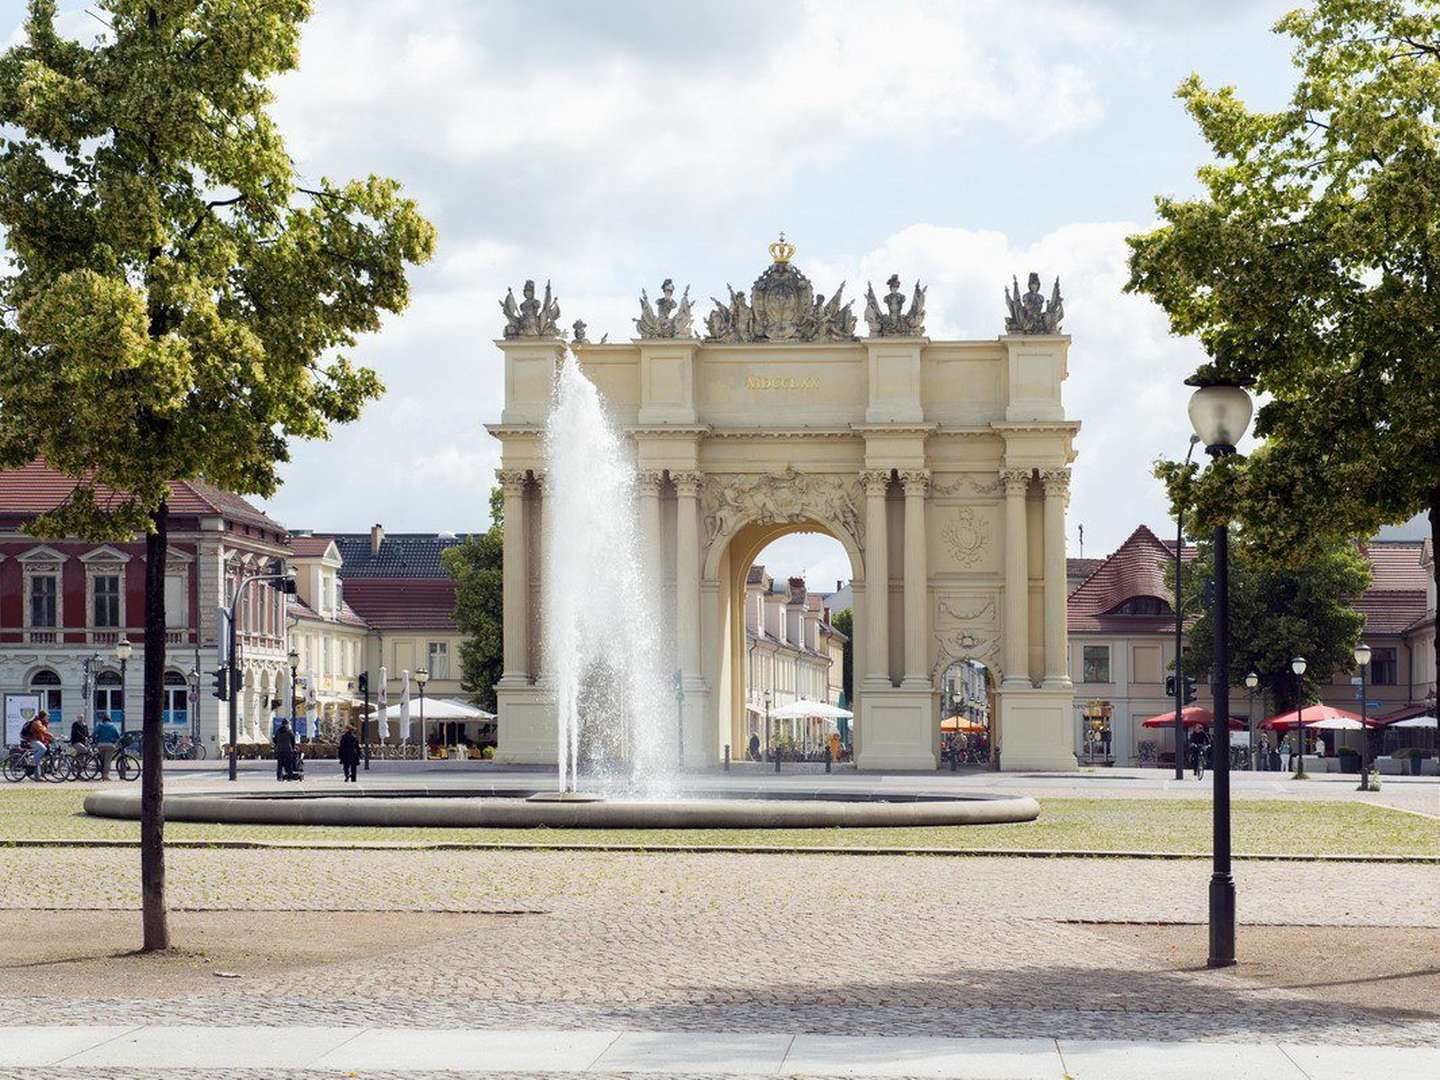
703 234 858 343
1004 272 1064 334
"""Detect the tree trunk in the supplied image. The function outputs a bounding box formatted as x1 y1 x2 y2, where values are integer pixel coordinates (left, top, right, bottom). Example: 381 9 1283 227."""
1430 494 1440 720
141 500 170 952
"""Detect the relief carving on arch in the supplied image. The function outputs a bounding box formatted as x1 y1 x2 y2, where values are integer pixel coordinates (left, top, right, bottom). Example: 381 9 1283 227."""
702 466 865 551
938 505 991 567
930 472 1003 498
931 590 1003 680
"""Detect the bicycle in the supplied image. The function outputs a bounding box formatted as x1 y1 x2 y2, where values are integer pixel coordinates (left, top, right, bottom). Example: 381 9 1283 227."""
2 744 67 782
162 732 207 761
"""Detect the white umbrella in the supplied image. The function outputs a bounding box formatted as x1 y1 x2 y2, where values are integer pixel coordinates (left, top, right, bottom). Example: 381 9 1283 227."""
1303 716 1369 731
382 698 494 720
376 665 389 742
769 699 854 720
1389 715 1438 729
395 669 410 742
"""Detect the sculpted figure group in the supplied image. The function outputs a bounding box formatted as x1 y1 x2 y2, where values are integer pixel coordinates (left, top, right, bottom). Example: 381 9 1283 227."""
500 279 562 339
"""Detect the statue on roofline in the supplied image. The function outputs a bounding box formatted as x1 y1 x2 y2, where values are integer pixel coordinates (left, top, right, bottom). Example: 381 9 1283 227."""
501 279 563 339
1004 272 1064 334
635 277 696 339
864 273 926 337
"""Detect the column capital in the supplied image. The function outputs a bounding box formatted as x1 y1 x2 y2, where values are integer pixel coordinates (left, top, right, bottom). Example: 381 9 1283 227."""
860 469 892 496
672 470 704 497
1000 467 1032 495
899 469 930 496
636 470 665 495
496 469 528 494
1039 467 1070 495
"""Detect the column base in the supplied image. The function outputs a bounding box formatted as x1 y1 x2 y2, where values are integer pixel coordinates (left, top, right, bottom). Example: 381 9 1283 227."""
899 675 932 691
1041 676 1074 691
995 687 1076 771
497 672 532 690
862 674 896 691
495 685 557 765
856 687 936 771
678 683 711 769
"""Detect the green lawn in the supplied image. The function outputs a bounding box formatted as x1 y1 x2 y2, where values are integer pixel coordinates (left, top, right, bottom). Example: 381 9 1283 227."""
1 788 1435 857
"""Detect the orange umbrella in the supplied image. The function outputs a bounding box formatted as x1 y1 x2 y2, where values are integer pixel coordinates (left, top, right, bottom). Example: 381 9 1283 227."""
1140 705 1244 730
941 716 987 733
1261 703 1371 731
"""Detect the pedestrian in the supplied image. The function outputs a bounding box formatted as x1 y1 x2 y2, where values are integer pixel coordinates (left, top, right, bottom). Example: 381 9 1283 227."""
748 732 760 761
69 713 90 747
92 712 120 779
20 710 53 780
338 723 360 783
273 718 296 781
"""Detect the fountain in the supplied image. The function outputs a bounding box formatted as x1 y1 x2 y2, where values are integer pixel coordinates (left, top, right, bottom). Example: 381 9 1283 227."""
542 354 674 796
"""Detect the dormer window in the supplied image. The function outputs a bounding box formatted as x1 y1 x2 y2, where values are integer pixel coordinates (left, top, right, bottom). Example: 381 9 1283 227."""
1107 596 1172 616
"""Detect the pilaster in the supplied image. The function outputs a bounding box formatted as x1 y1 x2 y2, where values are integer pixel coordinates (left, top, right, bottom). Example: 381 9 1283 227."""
637 339 701 426
861 469 892 689
865 338 926 424
497 469 530 688
1001 467 1032 689
1001 334 1069 423
900 469 930 690
1040 467 1072 690
498 340 566 426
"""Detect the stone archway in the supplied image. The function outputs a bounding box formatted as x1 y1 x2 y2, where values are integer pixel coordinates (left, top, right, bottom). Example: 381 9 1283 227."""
489 239 1080 771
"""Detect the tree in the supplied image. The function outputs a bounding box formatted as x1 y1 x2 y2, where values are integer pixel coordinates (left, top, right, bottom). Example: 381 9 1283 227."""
831 606 853 705
0 1 434 951
443 486 504 712
1172 529 1370 714
1127 0 1440 706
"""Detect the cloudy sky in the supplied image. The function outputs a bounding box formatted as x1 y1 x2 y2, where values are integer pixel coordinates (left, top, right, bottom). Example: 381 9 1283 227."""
7 0 1310 588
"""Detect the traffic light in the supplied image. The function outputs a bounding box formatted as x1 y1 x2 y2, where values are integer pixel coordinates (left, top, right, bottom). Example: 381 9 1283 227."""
211 666 229 701
1166 675 1176 698
1182 676 1198 705
357 672 369 695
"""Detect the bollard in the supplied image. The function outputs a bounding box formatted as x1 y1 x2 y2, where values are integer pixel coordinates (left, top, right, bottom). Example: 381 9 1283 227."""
775 745 781 774
724 744 730 771
363 743 371 772
950 745 957 772
825 746 832 774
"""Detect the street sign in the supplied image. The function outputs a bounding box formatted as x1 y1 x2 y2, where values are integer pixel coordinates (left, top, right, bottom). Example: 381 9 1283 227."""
1367 700 1383 709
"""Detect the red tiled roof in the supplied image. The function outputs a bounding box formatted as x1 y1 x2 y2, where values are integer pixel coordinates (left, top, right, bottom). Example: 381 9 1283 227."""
1356 541 1428 635
0 460 285 533
1067 526 1184 633
341 578 457 631
288 536 337 558
289 594 370 629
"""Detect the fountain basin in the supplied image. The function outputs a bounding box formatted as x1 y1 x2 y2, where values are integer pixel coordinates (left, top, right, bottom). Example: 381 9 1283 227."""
83 786 1040 829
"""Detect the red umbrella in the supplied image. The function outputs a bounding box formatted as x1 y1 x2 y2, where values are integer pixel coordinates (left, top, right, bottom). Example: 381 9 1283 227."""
1261 703 1373 731
1140 705 1245 730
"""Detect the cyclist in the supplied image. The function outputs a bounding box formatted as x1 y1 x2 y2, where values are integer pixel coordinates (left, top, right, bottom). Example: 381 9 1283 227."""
69 712 89 747
1188 724 1210 781
20 710 53 781
93 713 120 780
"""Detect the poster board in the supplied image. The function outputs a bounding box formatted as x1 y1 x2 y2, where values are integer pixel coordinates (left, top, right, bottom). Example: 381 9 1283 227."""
4 693 43 745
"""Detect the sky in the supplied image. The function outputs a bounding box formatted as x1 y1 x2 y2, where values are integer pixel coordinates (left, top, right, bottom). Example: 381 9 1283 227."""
4 0 1313 590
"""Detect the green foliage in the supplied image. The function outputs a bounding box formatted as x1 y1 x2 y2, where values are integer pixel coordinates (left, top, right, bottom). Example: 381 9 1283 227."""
442 488 504 711
831 606 853 703
0 0 436 535
1172 529 1370 713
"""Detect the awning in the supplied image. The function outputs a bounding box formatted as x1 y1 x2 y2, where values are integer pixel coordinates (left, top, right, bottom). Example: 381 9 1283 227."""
381 697 496 720
1140 705 1244 730
1261 704 1370 731
769 699 854 720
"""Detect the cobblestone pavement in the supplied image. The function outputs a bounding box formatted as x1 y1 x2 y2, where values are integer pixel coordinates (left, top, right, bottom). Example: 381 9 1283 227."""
1 847 1437 1052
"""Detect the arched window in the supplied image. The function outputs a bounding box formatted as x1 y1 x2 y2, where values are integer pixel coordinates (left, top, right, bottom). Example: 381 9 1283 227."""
94 670 124 729
29 669 62 718
163 670 189 727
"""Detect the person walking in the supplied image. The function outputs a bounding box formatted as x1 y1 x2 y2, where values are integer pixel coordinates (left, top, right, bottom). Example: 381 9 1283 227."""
748 733 761 761
69 713 89 747
338 724 360 783
273 718 296 781
92 712 120 780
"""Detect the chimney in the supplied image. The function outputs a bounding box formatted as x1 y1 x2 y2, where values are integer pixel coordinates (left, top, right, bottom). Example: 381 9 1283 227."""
836 579 842 592
370 524 384 556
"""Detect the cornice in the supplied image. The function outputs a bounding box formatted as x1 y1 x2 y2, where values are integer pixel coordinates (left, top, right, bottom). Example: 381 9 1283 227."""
484 423 543 437
625 425 713 438
702 427 855 440
850 423 939 436
991 421 1082 434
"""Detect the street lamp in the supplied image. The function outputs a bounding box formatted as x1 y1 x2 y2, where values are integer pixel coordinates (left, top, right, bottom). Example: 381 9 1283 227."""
187 668 200 744
1244 672 1259 771
1186 372 1254 969
674 670 686 770
1291 656 1308 778
287 647 300 741
226 566 298 781
114 636 132 735
1173 433 1202 781
1354 642 1372 791
415 666 429 760
764 688 772 766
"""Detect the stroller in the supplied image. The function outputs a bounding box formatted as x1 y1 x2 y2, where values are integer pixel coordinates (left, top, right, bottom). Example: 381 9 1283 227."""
279 749 305 782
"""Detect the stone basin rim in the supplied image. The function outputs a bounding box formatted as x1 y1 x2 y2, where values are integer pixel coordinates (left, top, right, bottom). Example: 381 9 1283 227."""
82 787 1041 829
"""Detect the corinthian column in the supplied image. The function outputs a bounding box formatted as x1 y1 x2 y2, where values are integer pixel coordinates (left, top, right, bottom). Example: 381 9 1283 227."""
1001 468 1032 689
900 469 930 689
636 471 663 565
497 469 529 686
672 471 703 680
1041 468 1072 689
862 470 892 688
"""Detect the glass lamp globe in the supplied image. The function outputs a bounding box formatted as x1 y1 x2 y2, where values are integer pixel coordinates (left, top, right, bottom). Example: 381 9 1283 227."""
415 667 429 687
1245 672 1259 690
287 648 300 669
1353 642 1372 668
1291 656 1307 676
1187 384 1255 452
115 637 132 662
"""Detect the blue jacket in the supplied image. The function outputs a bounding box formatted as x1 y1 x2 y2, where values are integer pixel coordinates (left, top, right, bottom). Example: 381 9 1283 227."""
93 720 120 745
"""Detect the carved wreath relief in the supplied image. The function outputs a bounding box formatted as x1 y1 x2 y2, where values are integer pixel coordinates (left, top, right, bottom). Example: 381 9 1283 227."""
939 506 990 567
701 466 865 550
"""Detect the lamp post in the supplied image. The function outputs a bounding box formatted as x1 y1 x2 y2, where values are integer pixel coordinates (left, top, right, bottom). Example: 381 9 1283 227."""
1173 433 1202 780
1354 642 1372 791
1244 672 1259 771
187 668 200 744
764 688 772 766
674 670 686 770
287 647 300 741
114 636 132 735
1185 372 1254 969
416 667 429 760
226 567 297 781
1291 656 1308 778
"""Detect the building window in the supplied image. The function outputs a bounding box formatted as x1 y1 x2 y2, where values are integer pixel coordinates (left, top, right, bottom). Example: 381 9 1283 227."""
1371 647 1398 686
94 670 124 727
1082 645 1111 684
163 670 188 727
428 642 450 680
30 669 62 717
29 575 57 628
93 574 122 627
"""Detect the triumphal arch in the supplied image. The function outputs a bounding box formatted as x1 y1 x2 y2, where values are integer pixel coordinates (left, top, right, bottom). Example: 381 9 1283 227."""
487 238 1079 771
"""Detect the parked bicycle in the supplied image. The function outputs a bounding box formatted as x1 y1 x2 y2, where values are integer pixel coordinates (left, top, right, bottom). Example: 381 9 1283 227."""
163 732 207 760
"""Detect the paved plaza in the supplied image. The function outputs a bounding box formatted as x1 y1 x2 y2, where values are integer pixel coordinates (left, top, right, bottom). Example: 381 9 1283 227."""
1 766 1437 1076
